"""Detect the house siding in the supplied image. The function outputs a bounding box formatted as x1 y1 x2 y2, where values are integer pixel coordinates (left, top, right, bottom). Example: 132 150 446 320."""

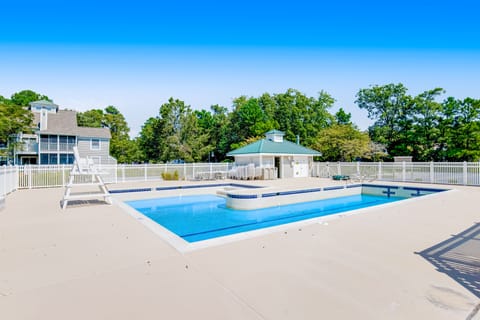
77 138 110 164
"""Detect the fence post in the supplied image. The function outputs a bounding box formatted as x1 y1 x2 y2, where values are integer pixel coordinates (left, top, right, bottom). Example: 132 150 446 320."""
28 165 32 189
402 161 406 182
15 165 19 191
430 162 434 184
193 163 196 180
378 162 382 180
463 161 468 185
122 165 125 183
356 161 360 176
115 163 118 184
183 163 187 180
144 164 147 181
3 166 6 195
337 162 341 176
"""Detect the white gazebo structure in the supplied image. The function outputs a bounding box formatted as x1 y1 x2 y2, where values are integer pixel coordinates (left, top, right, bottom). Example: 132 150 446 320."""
227 130 321 178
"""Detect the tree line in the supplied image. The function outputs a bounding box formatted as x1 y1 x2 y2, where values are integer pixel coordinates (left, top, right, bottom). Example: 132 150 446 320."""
357 84 480 161
1 86 480 163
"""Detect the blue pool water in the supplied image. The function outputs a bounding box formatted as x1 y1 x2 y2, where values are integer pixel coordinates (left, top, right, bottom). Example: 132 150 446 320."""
126 194 405 242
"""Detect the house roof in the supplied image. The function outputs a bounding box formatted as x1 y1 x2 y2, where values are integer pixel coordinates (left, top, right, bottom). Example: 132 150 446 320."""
227 139 321 156
33 110 111 139
30 100 58 107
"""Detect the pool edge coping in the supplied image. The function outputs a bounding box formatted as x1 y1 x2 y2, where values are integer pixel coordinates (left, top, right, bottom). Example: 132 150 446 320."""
114 186 454 253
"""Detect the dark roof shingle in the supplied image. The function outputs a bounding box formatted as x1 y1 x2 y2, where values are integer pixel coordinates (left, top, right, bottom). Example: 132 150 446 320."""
33 110 111 139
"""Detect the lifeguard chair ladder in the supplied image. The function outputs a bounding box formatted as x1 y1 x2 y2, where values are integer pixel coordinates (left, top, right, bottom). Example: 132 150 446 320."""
62 147 111 209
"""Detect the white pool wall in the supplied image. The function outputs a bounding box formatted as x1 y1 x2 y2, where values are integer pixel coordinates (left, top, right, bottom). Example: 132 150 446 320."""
225 187 361 210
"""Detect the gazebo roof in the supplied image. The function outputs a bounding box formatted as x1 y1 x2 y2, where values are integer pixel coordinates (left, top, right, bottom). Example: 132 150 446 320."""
227 138 320 156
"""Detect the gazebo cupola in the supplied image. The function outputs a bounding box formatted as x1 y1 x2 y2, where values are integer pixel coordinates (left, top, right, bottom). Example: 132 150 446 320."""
265 130 284 143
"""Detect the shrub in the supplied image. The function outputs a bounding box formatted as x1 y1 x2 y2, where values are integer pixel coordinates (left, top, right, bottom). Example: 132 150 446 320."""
161 170 180 180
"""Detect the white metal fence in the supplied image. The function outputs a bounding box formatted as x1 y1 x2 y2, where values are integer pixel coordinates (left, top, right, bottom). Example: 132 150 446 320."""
311 162 480 185
0 166 18 196
2 161 480 192
15 163 235 189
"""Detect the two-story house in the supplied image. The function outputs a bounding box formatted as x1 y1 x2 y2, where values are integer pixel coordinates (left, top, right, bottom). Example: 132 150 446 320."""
13 100 115 165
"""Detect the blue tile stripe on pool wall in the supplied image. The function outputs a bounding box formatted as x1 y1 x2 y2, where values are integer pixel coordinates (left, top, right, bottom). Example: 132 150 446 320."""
109 188 153 194
402 186 448 192
346 184 362 189
226 193 258 199
112 183 446 198
155 183 262 192
260 188 322 198
362 184 400 189
323 186 344 191
111 183 261 195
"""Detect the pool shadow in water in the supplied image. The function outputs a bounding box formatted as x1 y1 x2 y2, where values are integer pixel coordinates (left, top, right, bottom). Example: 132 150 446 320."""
417 222 480 298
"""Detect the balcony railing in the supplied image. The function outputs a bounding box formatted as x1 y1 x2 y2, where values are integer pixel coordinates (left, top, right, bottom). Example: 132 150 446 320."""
39 143 75 152
16 142 38 154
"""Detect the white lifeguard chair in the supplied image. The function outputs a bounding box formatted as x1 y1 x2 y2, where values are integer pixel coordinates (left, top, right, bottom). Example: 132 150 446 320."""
62 147 111 209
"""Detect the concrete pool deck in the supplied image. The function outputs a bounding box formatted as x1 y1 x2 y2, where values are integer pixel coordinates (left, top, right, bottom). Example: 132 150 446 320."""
0 178 479 319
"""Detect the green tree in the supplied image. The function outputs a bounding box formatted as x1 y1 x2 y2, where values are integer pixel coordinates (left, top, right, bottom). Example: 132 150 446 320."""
335 108 352 125
139 98 209 162
313 124 371 161
440 97 480 161
273 89 334 147
356 83 414 158
410 88 444 160
0 98 34 157
103 106 139 163
194 104 231 161
77 106 142 163
77 109 104 127
10 90 50 106
229 96 271 150
138 117 161 161
210 104 231 161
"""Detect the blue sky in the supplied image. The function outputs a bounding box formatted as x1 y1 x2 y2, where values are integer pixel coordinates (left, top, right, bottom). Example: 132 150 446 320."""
1 0 480 136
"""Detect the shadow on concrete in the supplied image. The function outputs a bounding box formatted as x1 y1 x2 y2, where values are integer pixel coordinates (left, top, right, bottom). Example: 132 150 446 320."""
59 199 109 209
417 222 480 298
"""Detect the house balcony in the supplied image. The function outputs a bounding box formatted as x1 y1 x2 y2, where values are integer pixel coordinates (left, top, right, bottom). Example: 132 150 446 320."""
40 143 75 152
16 142 38 154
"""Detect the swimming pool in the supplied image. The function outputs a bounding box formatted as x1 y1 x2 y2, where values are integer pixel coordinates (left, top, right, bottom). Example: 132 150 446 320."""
127 192 407 242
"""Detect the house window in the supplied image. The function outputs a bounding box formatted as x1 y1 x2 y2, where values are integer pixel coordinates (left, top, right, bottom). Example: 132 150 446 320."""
59 136 76 151
49 135 58 150
60 153 74 164
40 154 48 164
91 139 100 150
40 153 58 164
